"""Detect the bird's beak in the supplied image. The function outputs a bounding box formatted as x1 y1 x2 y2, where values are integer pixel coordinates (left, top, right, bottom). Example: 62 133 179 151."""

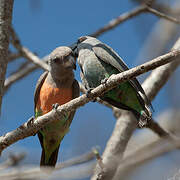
69 42 78 58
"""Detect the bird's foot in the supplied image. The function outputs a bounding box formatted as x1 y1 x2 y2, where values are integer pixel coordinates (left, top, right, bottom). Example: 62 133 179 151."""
138 119 147 128
138 112 150 128
92 98 97 102
27 116 36 136
86 88 97 102
52 103 59 110
86 88 93 98
27 116 34 127
52 103 62 118
101 77 108 85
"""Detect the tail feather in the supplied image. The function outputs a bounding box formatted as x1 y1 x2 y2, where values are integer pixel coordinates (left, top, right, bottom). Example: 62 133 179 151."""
100 96 152 127
40 145 60 167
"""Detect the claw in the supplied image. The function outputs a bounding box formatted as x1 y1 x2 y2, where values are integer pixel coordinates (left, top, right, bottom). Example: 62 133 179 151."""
138 120 147 128
86 88 97 102
52 103 59 110
92 98 97 102
86 88 93 98
138 111 150 128
27 116 34 127
27 116 36 136
52 103 63 120
101 77 108 85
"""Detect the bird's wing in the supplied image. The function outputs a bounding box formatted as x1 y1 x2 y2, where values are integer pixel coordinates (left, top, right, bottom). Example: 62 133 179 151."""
34 71 48 114
34 71 48 145
92 43 153 110
72 79 80 99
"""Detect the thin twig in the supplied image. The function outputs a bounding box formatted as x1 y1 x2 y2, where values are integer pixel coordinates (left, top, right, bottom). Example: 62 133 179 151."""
56 149 96 170
147 6 180 24
147 120 170 137
8 52 21 62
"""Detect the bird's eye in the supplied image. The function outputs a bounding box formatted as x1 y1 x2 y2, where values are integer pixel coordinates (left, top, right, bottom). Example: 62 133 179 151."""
53 57 61 63
78 36 87 43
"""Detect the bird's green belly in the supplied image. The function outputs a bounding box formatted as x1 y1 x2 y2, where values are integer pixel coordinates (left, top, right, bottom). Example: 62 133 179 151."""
39 113 70 161
84 61 142 113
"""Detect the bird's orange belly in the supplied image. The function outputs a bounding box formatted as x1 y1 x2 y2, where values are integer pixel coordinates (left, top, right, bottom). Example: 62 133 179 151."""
36 82 72 114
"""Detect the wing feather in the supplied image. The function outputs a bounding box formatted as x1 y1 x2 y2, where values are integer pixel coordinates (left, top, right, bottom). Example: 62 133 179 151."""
92 43 153 111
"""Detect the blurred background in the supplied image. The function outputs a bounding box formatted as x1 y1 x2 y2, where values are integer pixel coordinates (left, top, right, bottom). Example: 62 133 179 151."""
1 0 180 179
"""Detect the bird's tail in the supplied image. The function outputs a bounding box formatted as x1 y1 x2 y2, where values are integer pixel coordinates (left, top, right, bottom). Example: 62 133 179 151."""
40 145 60 167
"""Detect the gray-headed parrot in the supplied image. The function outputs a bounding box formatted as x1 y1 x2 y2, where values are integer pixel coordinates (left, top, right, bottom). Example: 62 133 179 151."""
71 36 153 125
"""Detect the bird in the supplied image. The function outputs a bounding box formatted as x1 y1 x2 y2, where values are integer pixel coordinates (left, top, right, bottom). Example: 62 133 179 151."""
71 36 153 126
34 46 79 167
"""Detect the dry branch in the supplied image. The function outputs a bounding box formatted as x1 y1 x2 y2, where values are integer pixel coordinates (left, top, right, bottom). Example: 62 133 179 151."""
8 52 21 62
56 149 96 170
146 6 180 24
0 48 178 154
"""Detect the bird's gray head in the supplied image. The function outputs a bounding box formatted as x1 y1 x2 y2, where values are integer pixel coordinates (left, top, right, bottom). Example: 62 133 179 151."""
49 46 76 79
69 36 99 57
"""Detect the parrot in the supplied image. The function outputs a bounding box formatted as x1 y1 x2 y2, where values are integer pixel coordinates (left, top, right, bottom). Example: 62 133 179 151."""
71 36 153 125
34 46 80 167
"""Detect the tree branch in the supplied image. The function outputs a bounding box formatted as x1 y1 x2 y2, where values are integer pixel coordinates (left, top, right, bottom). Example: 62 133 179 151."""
0 47 179 155
146 6 180 24
0 0 14 113
8 51 21 62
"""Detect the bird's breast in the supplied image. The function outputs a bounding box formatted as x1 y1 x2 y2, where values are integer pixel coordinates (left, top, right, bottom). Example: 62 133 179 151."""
36 82 72 114
83 58 113 88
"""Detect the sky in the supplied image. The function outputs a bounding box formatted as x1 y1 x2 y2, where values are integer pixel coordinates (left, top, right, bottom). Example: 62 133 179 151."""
0 0 179 179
